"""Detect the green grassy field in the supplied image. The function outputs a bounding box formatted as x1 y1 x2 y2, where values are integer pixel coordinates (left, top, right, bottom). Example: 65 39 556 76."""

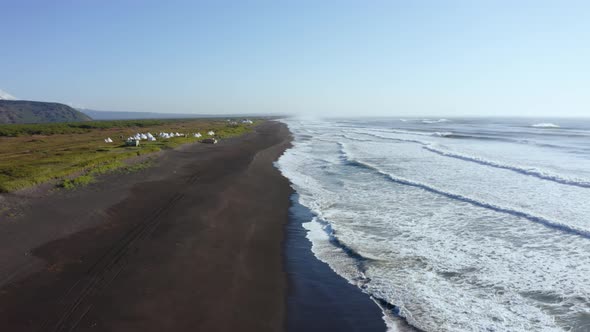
0 119 257 192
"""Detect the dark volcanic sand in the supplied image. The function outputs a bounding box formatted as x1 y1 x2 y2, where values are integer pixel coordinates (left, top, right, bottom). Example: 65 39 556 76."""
0 121 292 332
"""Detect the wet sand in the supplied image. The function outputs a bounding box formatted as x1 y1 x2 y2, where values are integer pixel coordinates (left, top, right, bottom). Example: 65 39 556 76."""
285 196 387 332
0 121 292 332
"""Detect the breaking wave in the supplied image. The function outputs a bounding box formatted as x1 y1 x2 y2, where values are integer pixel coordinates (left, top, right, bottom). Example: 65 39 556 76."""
338 143 590 239
431 132 454 137
278 117 590 332
532 123 560 128
422 146 590 188
421 119 450 124
350 131 590 188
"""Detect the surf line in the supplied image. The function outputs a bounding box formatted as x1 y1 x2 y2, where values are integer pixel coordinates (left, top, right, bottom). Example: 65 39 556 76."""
348 131 590 189
422 146 590 189
337 143 590 240
291 195 423 332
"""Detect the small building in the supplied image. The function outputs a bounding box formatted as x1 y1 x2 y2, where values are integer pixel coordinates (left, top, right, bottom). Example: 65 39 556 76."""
125 139 140 146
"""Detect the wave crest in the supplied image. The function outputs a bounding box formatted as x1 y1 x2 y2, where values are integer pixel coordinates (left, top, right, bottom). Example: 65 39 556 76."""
350 131 590 189
422 146 590 189
532 123 560 128
432 132 454 137
338 143 590 239
422 119 450 124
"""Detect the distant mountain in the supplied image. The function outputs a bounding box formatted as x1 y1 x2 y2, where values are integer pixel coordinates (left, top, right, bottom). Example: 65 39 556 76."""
82 109 205 120
81 109 267 120
0 100 92 124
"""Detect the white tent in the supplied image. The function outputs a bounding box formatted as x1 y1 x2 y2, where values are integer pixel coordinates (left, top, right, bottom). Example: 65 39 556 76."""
140 133 148 140
148 136 156 141
194 133 202 138
208 131 215 136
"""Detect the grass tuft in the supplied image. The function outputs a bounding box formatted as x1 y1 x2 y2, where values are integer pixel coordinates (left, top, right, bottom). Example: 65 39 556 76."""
59 174 95 190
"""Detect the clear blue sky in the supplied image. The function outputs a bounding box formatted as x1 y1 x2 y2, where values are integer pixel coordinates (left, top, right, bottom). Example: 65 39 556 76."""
1 0 589 117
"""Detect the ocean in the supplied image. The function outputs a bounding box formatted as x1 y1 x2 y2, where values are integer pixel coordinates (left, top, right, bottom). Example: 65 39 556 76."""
276 117 590 332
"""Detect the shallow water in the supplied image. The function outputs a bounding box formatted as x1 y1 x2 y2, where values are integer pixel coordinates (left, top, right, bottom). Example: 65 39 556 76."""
285 194 387 332
277 117 590 332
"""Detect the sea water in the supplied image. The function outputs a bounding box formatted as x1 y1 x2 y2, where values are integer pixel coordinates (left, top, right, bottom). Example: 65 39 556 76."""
276 117 590 332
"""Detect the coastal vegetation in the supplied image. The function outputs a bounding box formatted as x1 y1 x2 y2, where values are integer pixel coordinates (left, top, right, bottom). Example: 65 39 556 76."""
0 118 257 192
0 119 166 137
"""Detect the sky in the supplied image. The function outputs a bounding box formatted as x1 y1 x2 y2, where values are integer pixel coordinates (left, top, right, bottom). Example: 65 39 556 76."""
1 0 589 117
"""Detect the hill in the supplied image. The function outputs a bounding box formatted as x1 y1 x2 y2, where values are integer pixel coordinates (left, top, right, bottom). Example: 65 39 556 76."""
81 109 208 120
81 109 277 120
0 100 92 124
82 109 231 120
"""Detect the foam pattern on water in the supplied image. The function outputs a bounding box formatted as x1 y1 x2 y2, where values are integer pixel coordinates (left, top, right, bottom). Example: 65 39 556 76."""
277 118 590 332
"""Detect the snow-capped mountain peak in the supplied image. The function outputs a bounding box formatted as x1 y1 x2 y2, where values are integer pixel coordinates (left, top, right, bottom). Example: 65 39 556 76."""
0 89 17 100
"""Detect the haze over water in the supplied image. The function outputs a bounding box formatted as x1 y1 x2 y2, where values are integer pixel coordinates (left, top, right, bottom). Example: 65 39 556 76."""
278 117 590 331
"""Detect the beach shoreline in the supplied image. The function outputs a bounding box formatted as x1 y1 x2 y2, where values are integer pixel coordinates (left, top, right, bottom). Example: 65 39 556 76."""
284 195 387 332
0 120 293 331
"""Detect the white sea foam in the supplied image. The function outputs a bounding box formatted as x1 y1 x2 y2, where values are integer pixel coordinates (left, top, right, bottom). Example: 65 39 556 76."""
421 118 450 124
422 145 590 188
338 142 590 238
277 117 590 332
431 131 454 137
349 129 590 188
393 118 451 124
532 123 560 128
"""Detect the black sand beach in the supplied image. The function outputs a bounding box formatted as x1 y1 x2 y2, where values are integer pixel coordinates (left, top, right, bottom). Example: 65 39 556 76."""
0 121 292 332
0 120 387 332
